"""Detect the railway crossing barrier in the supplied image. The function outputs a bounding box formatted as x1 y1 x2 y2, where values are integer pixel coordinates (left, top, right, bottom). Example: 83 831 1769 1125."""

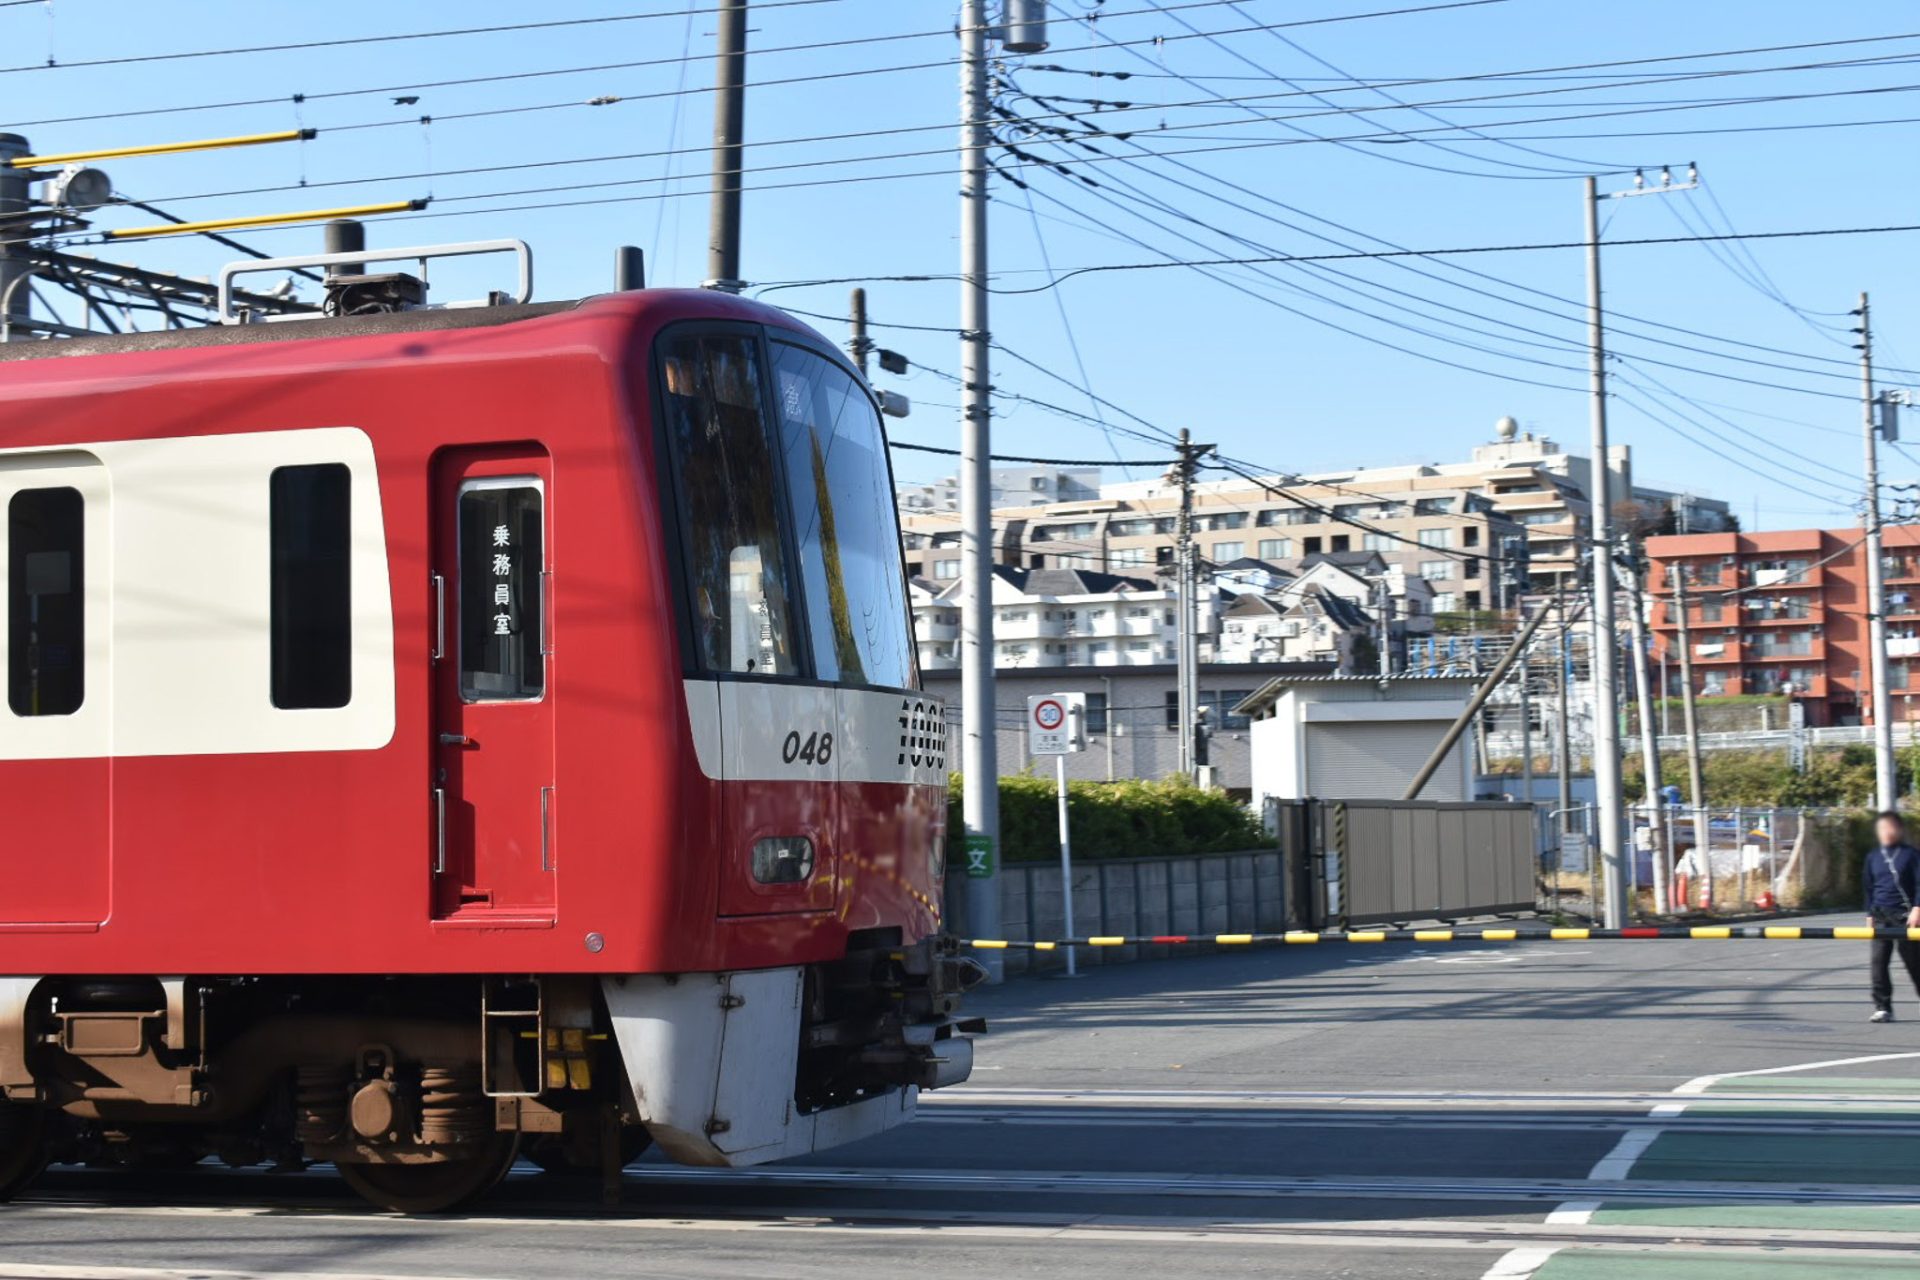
962 924 1920 950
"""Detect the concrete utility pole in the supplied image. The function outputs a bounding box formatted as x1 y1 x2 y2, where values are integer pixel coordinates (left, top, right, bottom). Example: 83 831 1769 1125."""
1168 431 1212 780
705 0 747 292
1556 577 1573 826
1582 174 1627 929
1857 292 1898 811
1174 428 1199 779
1519 646 1535 806
0 133 32 340
1671 564 1710 909
957 0 1001 978
1375 577 1393 678
1619 552 1669 914
848 286 872 379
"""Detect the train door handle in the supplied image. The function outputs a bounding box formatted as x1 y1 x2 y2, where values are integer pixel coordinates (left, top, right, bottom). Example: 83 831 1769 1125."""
439 733 472 746
434 787 447 874
540 786 554 872
431 572 446 662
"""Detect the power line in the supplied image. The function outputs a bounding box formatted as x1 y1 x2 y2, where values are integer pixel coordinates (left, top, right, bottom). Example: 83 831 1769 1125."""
1128 0 1618 180
889 441 1172 466
994 79 1920 386
4 0 1488 128
0 0 848 76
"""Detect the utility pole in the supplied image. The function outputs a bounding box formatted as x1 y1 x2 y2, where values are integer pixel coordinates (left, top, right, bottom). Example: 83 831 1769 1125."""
1374 577 1393 677
705 0 747 292
957 0 1001 978
1857 292 1897 811
1582 174 1627 929
848 286 872 379
1672 564 1709 909
1555 577 1573 851
0 133 33 339
1173 428 1200 780
1619 550 1669 914
1519 645 1535 807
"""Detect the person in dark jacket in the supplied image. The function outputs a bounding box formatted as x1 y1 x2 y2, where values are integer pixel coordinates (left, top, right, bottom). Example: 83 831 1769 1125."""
1864 810 1920 1023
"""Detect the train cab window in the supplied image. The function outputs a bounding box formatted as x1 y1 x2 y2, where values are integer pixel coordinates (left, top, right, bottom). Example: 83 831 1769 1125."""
458 479 545 701
660 333 798 676
770 341 915 690
270 464 352 709
7 486 85 717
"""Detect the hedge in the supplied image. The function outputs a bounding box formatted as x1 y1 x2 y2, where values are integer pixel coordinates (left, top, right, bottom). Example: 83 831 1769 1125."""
947 773 1266 863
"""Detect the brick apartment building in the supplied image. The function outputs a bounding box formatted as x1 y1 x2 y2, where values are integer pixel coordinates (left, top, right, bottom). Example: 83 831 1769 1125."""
1645 525 1920 729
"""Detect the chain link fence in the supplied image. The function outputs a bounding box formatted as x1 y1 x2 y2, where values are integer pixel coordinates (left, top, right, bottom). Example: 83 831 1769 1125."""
1535 802 1860 922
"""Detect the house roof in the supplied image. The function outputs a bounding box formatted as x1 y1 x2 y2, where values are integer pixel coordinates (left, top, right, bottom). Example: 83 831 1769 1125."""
1298 550 1388 573
936 564 1159 601
1233 672 1479 718
1312 589 1373 631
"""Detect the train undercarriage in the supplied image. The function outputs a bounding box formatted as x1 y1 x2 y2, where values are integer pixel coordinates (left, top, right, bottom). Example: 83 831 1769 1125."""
0 934 982 1212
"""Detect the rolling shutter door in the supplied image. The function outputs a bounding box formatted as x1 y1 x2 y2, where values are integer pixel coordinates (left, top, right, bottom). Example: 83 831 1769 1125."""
1305 721 1465 800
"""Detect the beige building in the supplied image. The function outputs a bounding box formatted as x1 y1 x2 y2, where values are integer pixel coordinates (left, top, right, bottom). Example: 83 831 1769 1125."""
898 418 1731 605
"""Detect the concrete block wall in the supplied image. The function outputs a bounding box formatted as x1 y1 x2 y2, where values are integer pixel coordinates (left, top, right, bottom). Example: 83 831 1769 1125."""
985 850 1285 976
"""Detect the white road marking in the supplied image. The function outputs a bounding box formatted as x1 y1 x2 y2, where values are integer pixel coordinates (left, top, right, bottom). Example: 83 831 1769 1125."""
1675 1051 1920 1095
1510 1046 1920 1260
1544 1201 1601 1224
1586 1128 1662 1182
1481 1248 1561 1279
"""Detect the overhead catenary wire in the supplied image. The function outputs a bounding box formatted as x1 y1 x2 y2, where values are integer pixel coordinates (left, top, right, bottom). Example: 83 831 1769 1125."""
1 0 1501 127
889 441 1174 467
0 0 852 76
992 33 1920 385
82 41 1920 206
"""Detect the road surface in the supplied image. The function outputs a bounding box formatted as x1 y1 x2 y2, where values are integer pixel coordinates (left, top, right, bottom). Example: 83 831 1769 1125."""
4 911 1917 1279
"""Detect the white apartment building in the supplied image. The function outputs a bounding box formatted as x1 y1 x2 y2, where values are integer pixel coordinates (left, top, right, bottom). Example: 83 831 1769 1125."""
895 464 1101 516
898 418 1731 600
912 566 1220 670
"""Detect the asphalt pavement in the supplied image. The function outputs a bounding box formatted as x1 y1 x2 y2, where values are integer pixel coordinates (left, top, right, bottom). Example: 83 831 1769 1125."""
3 911 1918 1279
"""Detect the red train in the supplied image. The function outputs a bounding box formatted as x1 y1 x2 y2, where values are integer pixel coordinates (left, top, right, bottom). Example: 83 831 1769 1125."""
0 246 976 1211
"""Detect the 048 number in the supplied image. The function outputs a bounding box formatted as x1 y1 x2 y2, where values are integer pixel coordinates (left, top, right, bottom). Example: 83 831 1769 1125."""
781 730 834 766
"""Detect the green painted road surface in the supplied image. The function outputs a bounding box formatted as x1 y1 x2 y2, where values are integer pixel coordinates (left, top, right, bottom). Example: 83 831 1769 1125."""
1536 1066 1920 1280
1535 1255 1920 1278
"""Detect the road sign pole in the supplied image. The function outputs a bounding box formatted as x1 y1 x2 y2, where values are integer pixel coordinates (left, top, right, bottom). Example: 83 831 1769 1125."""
1057 752 1076 977
1028 692 1085 976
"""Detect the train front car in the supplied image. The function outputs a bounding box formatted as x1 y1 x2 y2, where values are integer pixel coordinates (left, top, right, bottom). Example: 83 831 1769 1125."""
0 277 978 1212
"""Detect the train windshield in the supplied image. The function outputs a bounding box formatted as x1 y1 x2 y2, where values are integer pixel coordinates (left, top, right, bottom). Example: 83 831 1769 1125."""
660 329 914 689
769 340 914 690
659 333 799 676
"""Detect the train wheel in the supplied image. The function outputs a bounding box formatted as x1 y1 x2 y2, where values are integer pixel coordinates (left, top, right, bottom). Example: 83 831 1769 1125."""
527 1125 650 1175
0 1101 48 1201
337 1133 519 1214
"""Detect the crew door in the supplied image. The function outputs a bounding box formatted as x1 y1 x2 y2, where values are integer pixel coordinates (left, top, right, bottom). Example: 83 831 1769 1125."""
430 449 556 918
0 456 110 926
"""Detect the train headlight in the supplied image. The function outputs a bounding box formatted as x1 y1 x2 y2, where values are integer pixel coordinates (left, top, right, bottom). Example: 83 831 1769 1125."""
752 836 815 884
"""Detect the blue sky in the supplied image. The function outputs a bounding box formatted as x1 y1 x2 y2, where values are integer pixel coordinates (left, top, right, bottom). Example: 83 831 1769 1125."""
6 0 1918 529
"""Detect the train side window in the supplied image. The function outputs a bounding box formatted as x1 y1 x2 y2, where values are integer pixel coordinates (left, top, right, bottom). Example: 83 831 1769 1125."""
770 341 915 690
7 486 85 717
660 333 799 676
270 463 352 709
458 479 545 702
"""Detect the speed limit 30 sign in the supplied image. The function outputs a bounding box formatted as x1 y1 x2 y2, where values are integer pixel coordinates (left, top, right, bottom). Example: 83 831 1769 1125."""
1027 693 1086 756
